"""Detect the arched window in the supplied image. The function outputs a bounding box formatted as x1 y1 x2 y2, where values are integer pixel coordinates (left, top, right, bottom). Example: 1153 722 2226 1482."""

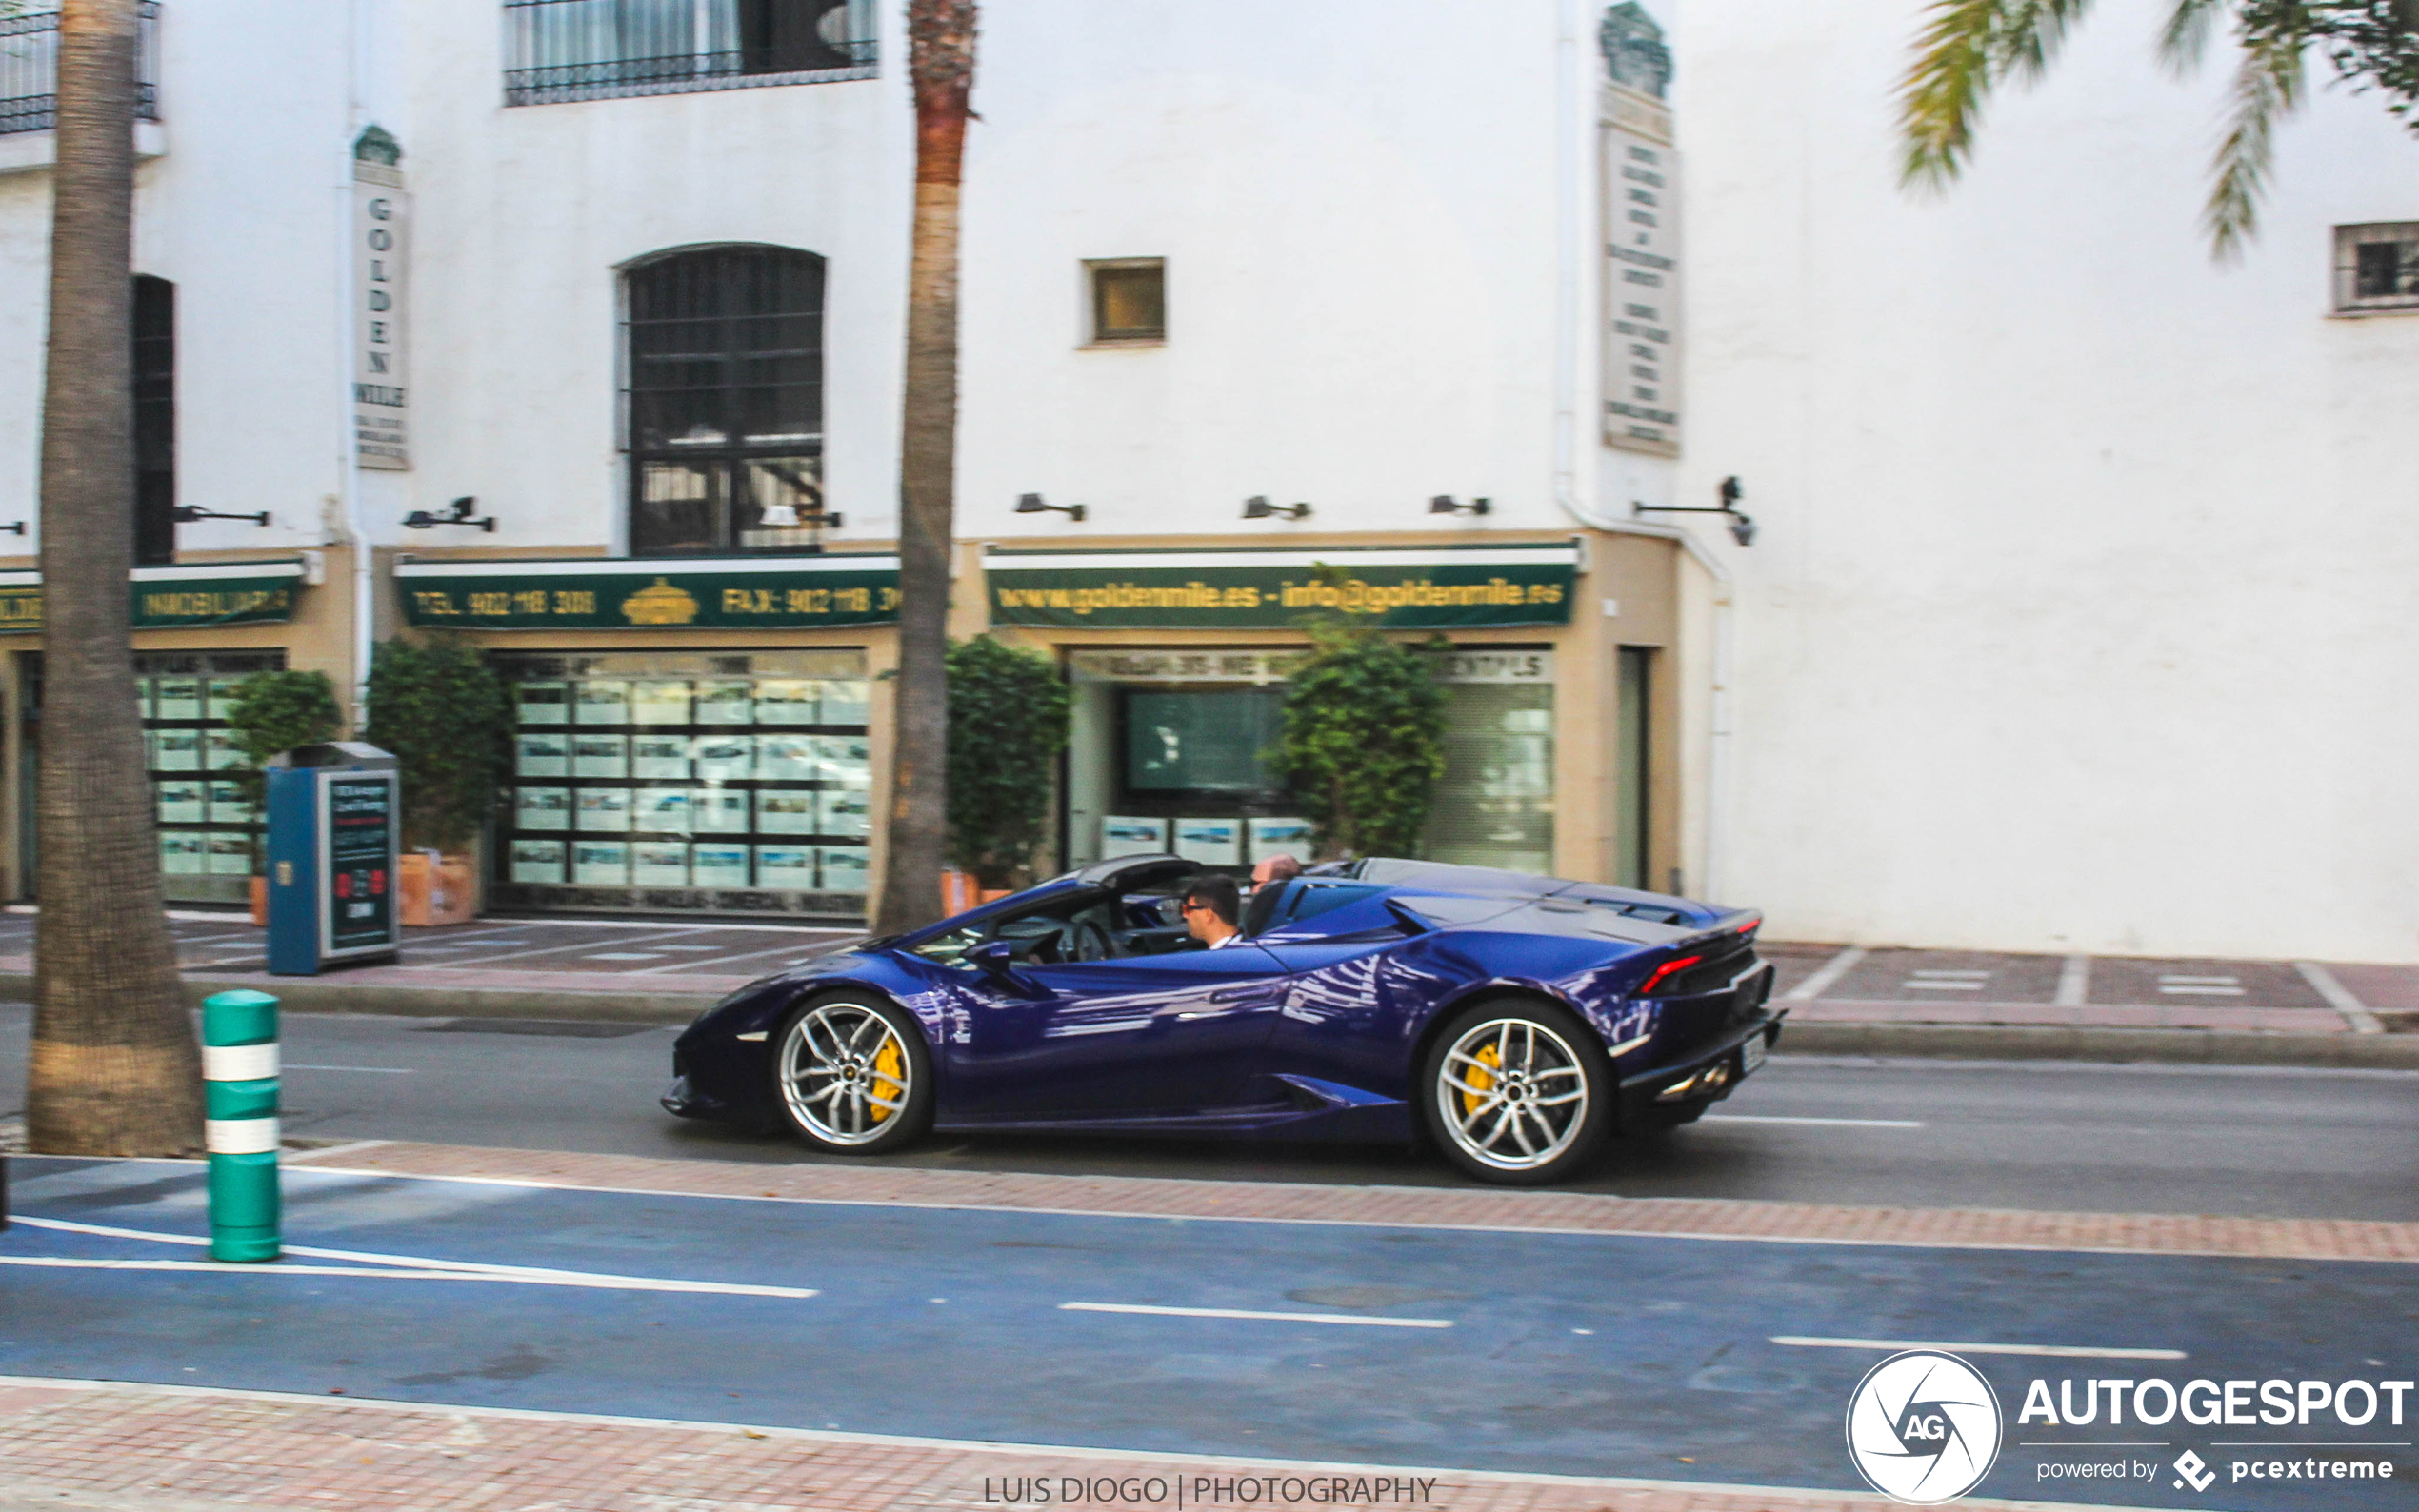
133 274 174 566
625 246 828 556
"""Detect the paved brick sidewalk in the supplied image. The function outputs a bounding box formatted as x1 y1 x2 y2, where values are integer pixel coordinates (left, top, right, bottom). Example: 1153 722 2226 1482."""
288 1141 2419 1263
0 1379 2152 1512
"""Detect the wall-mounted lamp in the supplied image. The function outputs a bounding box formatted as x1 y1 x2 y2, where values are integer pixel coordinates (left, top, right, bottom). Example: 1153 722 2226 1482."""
1633 475 1755 547
172 506 271 527
1429 495 1491 516
1242 495 1311 521
403 495 496 532
0 522 23 537
1015 491 1088 522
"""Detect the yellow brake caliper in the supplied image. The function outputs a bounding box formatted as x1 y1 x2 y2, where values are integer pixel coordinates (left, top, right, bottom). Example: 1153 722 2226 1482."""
869 1037 904 1123
1462 1043 1501 1118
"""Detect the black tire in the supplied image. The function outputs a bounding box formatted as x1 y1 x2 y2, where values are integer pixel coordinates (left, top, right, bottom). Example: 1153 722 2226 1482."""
769 991 935 1155
1417 997 1613 1185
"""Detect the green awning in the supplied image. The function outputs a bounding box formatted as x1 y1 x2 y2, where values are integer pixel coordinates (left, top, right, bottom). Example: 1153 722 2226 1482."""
394 555 902 630
0 559 309 632
986 544 1580 629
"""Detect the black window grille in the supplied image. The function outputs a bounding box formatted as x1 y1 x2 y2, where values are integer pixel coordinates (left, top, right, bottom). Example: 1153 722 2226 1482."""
0 2 161 137
133 274 174 566
626 246 830 557
504 0 875 107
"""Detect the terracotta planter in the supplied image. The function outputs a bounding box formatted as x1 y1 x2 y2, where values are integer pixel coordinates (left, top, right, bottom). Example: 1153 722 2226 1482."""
250 875 269 926
398 850 477 927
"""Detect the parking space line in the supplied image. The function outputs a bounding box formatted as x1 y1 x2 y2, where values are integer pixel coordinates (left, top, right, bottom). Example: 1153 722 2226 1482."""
2296 962 2386 1034
1783 945 1864 1001
1061 1302 1451 1329
1703 1114 1923 1128
416 926 722 967
286 1064 413 1074
1771 1335 2184 1360
2055 954 2090 1006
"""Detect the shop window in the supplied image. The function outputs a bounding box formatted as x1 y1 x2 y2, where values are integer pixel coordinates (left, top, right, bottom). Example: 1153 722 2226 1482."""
1087 259 1166 345
134 651 284 905
504 0 877 107
491 649 871 917
2334 223 2419 313
1613 646 1650 889
625 246 829 556
133 274 173 566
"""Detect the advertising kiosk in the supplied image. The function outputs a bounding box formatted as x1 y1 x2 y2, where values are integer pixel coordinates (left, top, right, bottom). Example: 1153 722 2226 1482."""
265 742 401 975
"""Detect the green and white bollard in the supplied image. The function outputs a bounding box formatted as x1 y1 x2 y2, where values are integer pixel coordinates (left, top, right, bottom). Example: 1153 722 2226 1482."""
201 989 281 1263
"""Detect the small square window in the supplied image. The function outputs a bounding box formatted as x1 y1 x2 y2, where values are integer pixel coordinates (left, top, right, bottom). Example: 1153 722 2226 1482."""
2333 223 2419 313
1088 259 1166 345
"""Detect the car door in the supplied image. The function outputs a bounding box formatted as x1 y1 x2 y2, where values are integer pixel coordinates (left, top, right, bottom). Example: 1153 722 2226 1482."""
943 939 1293 1122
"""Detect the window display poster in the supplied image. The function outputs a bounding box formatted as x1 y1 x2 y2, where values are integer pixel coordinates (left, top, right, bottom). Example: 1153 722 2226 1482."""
632 680 692 726
154 729 201 772
693 788 750 832
517 733 570 778
511 839 566 884
1248 817 1315 861
631 734 691 779
754 680 818 726
755 845 815 889
161 831 205 874
696 680 753 725
820 679 870 726
573 734 630 779
155 779 206 825
1174 818 1242 866
755 790 816 835
818 845 870 893
633 787 691 834
576 680 631 726
817 787 871 839
207 779 252 825
632 842 690 885
575 788 632 831
692 735 753 782
691 844 750 886
517 681 570 726
572 841 630 885
757 734 817 781
1103 815 1169 853
516 786 571 831
815 734 873 786
206 833 253 876
205 729 246 771
156 677 202 720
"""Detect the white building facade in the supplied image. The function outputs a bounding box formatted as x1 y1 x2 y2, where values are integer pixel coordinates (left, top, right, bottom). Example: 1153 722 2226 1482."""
0 1 2408 959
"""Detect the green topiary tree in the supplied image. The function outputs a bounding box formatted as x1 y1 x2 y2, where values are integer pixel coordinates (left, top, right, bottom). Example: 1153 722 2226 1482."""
946 635 1071 888
222 670 344 872
1269 619 1449 860
362 636 511 853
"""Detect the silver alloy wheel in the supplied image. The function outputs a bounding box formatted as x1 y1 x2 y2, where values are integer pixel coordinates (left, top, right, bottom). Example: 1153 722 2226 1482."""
777 1000 913 1146
1433 1016 1591 1172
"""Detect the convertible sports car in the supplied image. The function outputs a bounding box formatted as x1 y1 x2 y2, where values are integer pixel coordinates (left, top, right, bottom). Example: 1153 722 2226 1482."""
665 854 1781 1184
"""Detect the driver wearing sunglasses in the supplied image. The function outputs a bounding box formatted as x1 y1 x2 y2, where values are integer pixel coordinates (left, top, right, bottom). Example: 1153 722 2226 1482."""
1179 875 1242 948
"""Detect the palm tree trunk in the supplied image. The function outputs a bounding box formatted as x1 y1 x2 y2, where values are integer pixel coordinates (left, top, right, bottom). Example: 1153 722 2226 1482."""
873 0 978 935
26 0 202 1155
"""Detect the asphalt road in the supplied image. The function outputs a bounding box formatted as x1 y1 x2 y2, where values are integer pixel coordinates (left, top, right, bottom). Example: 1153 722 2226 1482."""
4 1004 2412 1219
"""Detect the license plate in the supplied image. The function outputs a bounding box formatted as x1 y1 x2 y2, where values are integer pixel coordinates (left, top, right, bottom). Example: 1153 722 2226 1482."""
1740 1031 1769 1075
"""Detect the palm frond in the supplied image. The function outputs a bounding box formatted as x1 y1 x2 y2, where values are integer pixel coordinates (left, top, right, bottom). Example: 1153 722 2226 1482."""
1899 0 2098 188
2204 18 2308 259
2157 0 2230 73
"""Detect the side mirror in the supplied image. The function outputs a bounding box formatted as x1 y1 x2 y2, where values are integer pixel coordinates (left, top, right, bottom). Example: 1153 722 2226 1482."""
966 940 1021 980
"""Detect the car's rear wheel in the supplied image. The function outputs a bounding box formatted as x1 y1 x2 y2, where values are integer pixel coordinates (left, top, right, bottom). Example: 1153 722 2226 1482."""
1420 999 1611 1185
771 992 933 1154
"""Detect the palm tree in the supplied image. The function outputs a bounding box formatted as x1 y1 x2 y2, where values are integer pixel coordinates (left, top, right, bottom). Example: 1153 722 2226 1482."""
1901 1 2419 257
874 0 979 935
25 0 203 1155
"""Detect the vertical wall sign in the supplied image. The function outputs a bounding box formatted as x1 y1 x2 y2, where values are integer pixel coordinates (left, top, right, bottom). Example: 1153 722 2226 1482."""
1599 4 1680 458
352 126 410 470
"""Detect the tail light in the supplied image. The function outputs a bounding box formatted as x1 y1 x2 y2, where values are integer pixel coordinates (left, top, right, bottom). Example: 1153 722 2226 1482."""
1638 953 1703 997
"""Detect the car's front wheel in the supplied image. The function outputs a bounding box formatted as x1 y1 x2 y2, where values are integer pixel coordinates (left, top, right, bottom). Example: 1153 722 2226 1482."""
1420 999 1611 1185
770 992 934 1155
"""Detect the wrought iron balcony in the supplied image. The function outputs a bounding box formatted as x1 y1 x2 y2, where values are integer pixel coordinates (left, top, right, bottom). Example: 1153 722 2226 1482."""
0 2 161 137
505 0 875 107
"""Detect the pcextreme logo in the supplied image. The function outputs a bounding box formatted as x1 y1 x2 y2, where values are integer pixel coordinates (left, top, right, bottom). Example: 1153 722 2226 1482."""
1845 1351 2005 1505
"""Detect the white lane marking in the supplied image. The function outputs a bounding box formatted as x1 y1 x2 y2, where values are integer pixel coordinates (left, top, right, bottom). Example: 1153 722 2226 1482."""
587 952 664 961
2295 961 2385 1034
1901 982 1985 990
2055 954 2090 1007
1772 1335 2184 1360
285 1064 413 1074
1909 970 1990 979
2160 975 2240 984
1702 1114 1924 1128
6 1217 816 1298
0 1255 815 1296
2158 985 2246 996
1783 945 1864 1001
1061 1302 1451 1329
650 945 725 952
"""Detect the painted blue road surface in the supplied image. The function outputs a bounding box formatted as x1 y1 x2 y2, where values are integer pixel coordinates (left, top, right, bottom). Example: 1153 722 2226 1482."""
0 1157 2410 1509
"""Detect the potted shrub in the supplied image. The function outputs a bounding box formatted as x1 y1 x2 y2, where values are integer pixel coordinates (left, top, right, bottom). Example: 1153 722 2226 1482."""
945 636 1071 901
1269 619 1449 860
362 635 510 926
223 669 344 924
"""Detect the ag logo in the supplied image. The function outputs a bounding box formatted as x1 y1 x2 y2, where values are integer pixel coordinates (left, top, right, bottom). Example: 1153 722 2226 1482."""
1845 1350 2004 1504
2172 1450 2216 1492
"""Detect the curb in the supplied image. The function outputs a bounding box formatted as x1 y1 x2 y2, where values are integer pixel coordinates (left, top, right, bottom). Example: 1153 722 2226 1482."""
0 972 715 1025
1780 1020 2419 1070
